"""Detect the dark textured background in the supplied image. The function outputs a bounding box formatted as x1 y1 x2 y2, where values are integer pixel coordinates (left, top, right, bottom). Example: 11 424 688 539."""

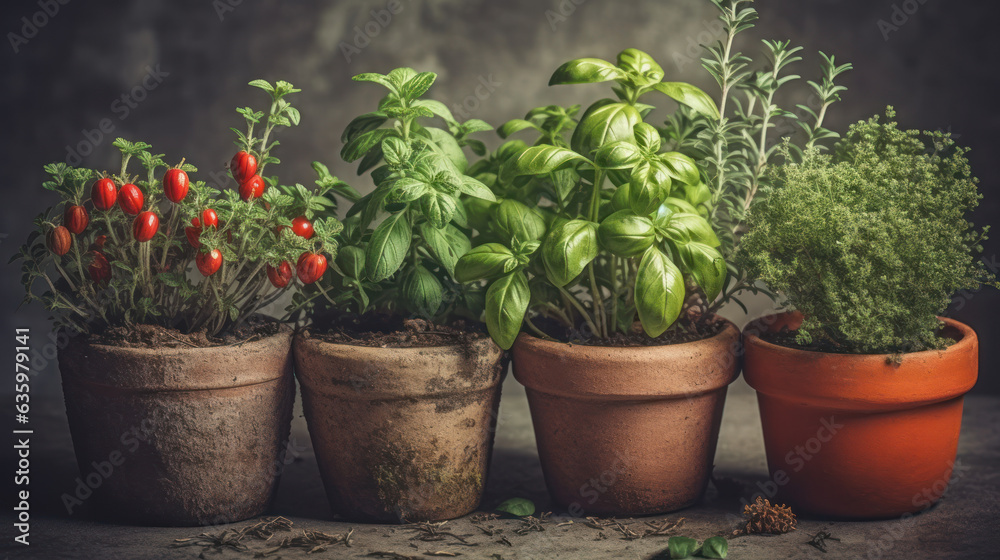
1 0 998 394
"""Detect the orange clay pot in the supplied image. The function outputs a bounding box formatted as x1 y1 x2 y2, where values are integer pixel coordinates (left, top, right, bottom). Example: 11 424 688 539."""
742 312 978 519
511 319 741 516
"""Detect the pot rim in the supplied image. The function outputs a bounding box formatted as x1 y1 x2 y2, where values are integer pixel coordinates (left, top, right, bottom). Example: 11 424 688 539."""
742 312 978 409
743 312 975 360
511 316 742 401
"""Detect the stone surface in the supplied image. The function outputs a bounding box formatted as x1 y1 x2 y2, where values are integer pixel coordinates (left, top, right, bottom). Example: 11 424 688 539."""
7 372 998 559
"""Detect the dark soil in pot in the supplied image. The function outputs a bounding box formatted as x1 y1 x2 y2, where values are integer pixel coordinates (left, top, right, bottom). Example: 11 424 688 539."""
512 316 742 516
293 318 506 523
57 320 295 526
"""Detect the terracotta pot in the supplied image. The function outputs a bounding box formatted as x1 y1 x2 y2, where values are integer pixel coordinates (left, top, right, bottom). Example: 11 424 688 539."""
294 331 506 523
511 319 742 516
58 326 295 526
743 312 978 519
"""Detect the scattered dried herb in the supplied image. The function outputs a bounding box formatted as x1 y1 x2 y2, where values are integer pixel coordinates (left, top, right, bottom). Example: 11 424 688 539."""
734 496 797 535
806 530 841 553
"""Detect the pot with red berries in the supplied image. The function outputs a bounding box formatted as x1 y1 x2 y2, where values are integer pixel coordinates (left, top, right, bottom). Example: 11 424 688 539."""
12 80 337 526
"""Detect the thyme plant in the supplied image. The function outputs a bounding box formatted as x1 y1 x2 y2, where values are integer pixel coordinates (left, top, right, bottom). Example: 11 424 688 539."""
739 109 994 353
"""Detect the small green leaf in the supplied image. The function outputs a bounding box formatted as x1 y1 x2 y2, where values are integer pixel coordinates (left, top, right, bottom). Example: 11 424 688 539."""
248 79 274 93
660 152 702 186
662 212 720 247
336 246 365 279
616 48 664 81
455 243 516 282
366 212 412 281
595 141 643 170
699 536 728 559
352 72 395 92
635 246 685 337
382 137 411 166
420 192 458 229
679 242 726 301
652 82 720 119
387 177 430 203
549 58 624 85
598 210 655 257
571 101 641 158
630 160 672 215
541 220 599 287
342 111 388 143
403 265 443 318
493 200 546 243
499 146 589 183
486 272 529 350
342 129 394 163
420 224 469 276
633 122 662 154
457 175 497 202
400 71 436 100
498 119 541 139
495 497 535 517
667 536 699 559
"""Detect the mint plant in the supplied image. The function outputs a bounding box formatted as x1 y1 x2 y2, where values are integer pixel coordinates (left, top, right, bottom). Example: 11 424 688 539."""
13 80 343 338
456 48 724 349
663 0 853 315
291 68 496 325
739 109 994 353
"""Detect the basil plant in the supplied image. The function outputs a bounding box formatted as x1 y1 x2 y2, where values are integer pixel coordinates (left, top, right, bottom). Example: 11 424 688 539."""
291 68 496 324
456 49 726 349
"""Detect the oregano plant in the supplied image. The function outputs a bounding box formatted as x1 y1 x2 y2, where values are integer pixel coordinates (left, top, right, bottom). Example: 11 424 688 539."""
290 68 496 325
456 48 724 349
13 79 342 337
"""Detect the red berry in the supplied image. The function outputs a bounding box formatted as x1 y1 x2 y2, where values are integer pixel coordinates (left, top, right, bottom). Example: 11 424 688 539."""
64 205 89 234
201 208 219 228
133 211 159 242
296 252 327 284
185 218 202 248
163 168 190 203
91 178 118 211
196 249 223 276
230 151 258 183
291 216 314 239
88 235 107 253
88 251 111 285
47 226 72 256
266 261 294 289
118 183 144 215
239 175 266 201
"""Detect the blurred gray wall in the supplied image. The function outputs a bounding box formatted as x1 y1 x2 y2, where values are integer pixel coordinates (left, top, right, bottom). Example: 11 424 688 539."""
2 0 999 393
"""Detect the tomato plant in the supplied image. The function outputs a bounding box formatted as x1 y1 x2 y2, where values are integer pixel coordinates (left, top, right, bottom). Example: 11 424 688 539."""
290 68 495 326
12 79 343 337
455 48 724 349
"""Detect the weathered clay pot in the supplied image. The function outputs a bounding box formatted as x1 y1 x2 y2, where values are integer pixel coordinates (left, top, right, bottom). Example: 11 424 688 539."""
294 331 506 523
743 312 978 519
58 326 295 526
511 319 741 516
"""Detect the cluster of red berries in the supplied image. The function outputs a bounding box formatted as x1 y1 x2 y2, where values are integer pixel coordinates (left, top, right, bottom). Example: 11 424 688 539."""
45 153 330 289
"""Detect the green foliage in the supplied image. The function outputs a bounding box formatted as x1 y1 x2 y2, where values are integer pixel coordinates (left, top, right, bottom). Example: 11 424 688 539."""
665 0 853 315
292 68 495 324
739 109 993 353
457 48 723 348
666 535 728 559
14 80 341 337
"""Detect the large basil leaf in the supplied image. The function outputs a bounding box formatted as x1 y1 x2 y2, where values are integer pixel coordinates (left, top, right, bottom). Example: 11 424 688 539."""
486 271 529 350
493 199 547 243
571 101 641 158
652 82 720 119
365 211 411 281
499 145 589 183
403 265 443 318
455 243 517 282
635 246 685 337
595 141 643 170
420 224 469 276
598 210 655 257
549 58 625 85
541 220 599 287
678 241 726 301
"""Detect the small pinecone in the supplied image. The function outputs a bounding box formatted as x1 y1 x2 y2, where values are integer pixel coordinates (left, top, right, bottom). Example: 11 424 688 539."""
736 496 797 535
